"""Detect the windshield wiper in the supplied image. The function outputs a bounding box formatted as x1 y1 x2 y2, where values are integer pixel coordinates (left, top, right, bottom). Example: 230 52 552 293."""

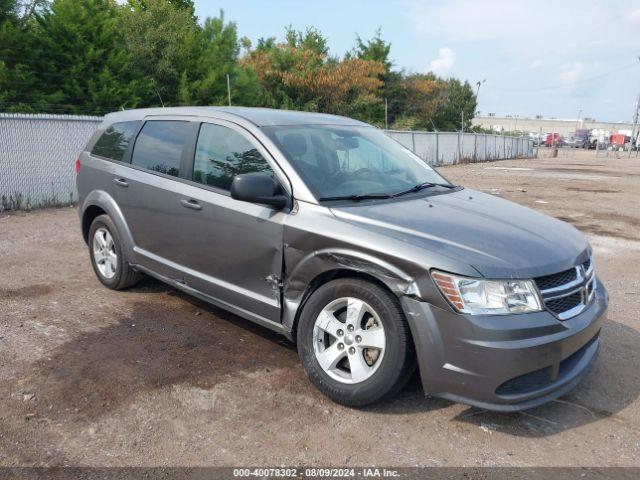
392 182 456 198
319 193 392 202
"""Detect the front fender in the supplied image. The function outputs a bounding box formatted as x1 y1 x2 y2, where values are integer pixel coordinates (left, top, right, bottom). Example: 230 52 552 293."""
281 247 419 332
81 190 135 262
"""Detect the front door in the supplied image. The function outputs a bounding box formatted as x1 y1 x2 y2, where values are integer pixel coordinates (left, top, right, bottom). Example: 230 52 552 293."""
160 120 288 324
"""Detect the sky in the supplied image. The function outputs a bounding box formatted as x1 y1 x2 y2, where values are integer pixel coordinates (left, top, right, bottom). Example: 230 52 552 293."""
194 0 640 123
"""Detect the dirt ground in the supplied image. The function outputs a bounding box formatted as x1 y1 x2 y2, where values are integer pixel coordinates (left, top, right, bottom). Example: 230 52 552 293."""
1 149 639 467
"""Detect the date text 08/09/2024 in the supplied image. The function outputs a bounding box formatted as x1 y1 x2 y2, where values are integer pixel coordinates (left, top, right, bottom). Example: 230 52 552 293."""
232 467 401 478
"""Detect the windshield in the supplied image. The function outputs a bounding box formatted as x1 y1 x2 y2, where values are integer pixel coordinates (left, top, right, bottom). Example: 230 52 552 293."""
261 125 453 200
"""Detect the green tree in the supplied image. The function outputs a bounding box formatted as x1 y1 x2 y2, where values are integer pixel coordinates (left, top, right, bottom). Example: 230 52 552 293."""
121 4 260 108
242 27 383 119
347 29 394 125
351 28 392 74
0 0 18 22
0 0 47 110
121 0 200 107
1 1 478 126
1 0 49 24
388 73 446 131
285 26 329 56
5 0 147 114
432 78 477 131
181 11 258 106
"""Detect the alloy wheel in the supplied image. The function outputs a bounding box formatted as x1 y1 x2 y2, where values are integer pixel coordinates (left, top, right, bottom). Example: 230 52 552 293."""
92 227 117 279
312 297 386 384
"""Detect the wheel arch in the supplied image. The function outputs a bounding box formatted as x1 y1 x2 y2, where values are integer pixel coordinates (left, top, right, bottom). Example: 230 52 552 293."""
80 190 135 262
81 205 106 243
282 248 419 339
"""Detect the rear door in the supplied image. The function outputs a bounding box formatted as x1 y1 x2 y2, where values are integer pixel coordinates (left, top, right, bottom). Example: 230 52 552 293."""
111 118 198 279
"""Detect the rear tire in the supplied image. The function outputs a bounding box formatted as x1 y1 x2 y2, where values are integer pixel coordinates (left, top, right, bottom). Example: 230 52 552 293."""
88 214 141 290
297 278 416 406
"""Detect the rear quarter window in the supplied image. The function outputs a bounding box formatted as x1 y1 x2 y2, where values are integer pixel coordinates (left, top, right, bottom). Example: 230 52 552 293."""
91 121 140 161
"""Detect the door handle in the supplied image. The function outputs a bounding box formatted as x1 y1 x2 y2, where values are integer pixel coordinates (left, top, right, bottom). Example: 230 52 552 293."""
180 199 202 211
113 178 129 187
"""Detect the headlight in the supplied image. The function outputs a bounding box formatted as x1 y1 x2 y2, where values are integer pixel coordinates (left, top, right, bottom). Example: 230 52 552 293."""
431 270 543 315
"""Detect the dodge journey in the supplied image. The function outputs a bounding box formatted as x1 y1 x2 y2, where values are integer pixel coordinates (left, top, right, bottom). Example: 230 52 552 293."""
76 107 608 410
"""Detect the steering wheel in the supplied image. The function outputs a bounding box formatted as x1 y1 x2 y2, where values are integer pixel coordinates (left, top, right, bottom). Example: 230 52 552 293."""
335 179 385 193
329 167 374 181
352 168 375 177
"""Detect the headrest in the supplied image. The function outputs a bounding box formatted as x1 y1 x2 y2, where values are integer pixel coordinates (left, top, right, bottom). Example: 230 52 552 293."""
281 133 307 158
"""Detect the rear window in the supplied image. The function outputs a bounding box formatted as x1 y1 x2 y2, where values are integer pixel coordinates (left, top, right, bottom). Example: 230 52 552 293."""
91 121 140 161
131 121 191 177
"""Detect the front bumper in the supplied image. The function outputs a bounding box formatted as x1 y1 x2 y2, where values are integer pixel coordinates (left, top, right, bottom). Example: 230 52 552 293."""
401 277 608 411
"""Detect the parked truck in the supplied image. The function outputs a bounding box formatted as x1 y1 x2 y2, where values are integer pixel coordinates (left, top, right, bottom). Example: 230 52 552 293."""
589 129 610 149
569 129 591 148
610 133 629 148
545 132 563 147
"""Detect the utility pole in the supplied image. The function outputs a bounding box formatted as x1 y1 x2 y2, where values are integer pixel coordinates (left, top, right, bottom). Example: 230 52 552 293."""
461 110 464 132
632 94 640 149
384 98 388 130
151 78 164 107
576 108 582 131
632 56 640 150
227 74 232 106
475 79 486 100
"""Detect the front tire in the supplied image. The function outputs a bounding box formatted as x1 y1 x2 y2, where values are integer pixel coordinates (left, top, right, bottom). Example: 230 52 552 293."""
88 214 141 290
297 278 416 406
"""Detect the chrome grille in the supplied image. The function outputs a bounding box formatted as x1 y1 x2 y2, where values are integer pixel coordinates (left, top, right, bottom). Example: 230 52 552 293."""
535 268 577 290
546 291 583 314
535 257 595 320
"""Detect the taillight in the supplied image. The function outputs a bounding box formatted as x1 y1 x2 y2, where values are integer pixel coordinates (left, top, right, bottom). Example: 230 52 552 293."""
75 158 81 174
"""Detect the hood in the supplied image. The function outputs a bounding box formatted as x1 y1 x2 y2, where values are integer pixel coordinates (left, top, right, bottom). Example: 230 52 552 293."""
329 189 589 279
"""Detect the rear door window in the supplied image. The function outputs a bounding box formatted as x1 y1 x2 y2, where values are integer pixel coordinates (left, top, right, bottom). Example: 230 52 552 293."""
131 121 191 177
193 123 273 191
91 121 140 161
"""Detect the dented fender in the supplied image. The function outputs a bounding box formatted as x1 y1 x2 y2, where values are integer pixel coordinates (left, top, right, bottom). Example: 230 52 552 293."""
281 246 420 332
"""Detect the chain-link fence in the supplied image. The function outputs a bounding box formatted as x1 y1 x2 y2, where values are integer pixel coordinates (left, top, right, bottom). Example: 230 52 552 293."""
384 130 534 165
0 113 535 211
1 113 102 210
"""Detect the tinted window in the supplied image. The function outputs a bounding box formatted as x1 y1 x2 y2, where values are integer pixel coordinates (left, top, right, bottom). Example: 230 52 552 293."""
193 123 273 190
131 121 191 177
91 121 140 161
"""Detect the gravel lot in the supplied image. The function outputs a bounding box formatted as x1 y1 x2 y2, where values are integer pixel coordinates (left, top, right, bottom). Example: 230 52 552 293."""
1 149 639 467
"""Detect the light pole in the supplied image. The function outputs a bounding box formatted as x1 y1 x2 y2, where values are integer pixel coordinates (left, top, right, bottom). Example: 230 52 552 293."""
475 80 485 125
385 97 388 130
576 108 582 131
475 79 486 99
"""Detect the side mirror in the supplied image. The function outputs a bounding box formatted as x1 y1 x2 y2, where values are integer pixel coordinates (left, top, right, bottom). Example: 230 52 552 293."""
230 172 288 209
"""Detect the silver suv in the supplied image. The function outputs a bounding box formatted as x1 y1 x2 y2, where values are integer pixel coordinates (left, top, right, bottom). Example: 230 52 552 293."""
77 107 608 410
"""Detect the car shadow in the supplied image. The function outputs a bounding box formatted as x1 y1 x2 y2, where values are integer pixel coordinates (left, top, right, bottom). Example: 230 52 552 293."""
25 279 300 423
